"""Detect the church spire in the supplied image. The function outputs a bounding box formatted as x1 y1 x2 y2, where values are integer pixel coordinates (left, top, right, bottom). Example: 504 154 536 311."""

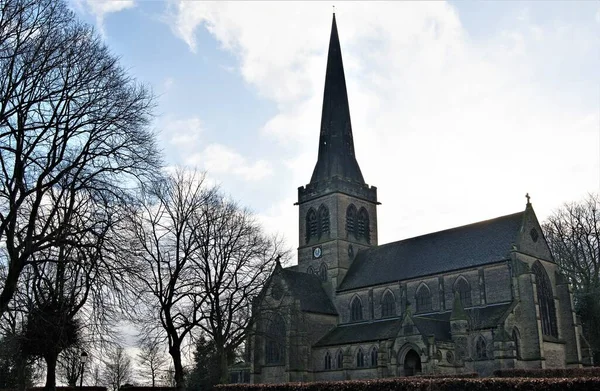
310 13 365 185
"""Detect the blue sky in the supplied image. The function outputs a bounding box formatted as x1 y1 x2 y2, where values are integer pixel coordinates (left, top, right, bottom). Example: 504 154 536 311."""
70 1 600 263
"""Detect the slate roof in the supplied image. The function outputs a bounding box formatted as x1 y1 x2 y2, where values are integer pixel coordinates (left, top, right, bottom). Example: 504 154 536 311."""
313 302 513 347
339 212 524 291
314 318 402 347
413 316 452 341
280 268 338 315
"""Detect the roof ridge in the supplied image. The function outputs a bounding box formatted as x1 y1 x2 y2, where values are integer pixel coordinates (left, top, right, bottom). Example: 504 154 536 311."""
369 211 524 251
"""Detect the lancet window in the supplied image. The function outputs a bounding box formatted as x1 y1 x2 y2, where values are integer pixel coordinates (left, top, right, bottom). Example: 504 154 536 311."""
416 284 432 313
454 276 472 307
381 291 396 318
350 296 363 321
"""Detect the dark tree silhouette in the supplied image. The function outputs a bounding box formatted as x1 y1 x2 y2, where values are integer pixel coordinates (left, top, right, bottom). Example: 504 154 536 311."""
127 169 285 387
542 193 600 364
0 0 160 318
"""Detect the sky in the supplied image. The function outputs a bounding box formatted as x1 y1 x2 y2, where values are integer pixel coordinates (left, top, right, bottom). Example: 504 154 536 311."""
69 0 600 263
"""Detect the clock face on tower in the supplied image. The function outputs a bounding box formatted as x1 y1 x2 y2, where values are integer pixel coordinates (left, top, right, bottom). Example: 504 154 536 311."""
312 246 322 259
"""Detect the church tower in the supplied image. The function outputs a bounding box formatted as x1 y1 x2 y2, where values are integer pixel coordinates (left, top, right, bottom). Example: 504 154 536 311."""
297 14 378 292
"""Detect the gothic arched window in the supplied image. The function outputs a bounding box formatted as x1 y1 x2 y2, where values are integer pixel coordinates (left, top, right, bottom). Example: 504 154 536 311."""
350 296 363 321
336 350 344 369
265 315 286 364
512 328 521 359
475 336 488 359
319 263 328 282
416 284 432 313
370 347 378 367
381 291 396 318
318 205 330 238
324 351 332 370
357 207 370 243
454 276 472 307
532 261 558 338
305 208 318 243
346 204 357 237
356 348 365 367
307 266 314 275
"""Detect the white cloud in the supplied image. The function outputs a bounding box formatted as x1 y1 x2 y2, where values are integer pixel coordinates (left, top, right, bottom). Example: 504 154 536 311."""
160 116 203 149
187 144 273 182
75 0 135 35
166 2 600 261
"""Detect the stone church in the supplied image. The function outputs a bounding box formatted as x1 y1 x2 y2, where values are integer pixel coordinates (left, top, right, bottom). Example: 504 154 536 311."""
247 14 590 383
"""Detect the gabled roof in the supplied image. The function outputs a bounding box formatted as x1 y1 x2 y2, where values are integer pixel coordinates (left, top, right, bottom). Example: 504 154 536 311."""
313 302 513 347
314 318 402 347
280 268 338 315
339 212 524 291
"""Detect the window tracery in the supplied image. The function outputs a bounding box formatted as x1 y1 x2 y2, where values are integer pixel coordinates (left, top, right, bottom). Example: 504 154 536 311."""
475 336 488 359
324 351 332 370
532 261 558 338
346 205 357 237
319 263 328 282
305 208 318 243
370 347 378 367
356 348 365 367
265 315 286 364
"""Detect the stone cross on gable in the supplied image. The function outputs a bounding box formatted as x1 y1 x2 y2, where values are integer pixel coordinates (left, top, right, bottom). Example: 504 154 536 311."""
526 193 531 205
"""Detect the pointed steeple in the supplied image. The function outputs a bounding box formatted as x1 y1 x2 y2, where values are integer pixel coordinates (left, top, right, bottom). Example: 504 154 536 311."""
310 13 365 185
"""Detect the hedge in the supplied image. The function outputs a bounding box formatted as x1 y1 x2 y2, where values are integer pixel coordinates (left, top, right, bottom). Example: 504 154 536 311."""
216 377 600 391
493 367 600 378
414 373 479 379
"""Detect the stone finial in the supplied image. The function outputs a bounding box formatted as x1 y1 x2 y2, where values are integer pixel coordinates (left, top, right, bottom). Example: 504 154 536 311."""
525 193 531 206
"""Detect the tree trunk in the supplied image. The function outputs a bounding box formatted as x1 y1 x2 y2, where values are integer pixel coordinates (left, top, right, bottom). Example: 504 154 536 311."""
216 343 228 384
44 353 58 391
169 343 184 389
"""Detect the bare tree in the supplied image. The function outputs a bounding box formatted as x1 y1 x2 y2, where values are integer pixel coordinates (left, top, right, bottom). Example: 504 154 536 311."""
127 170 217 388
57 346 85 387
127 169 285 387
542 193 600 363
193 193 284 382
0 0 160 318
136 338 168 387
102 345 132 391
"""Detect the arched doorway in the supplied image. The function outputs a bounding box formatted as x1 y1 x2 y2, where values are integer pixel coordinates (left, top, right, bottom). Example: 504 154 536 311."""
403 349 422 376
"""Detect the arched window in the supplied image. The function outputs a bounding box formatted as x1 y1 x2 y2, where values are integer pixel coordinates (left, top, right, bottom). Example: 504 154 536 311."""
381 291 396 318
265 315 286 364
319 205 330 238
324 351 332 370
307 266 314 275
454 276 472 307
305 208 318 243
336 350 343 369
319 263 328 282
350 297 363 321
532 262 558 338
346 204 357 237
416 284 432 313
475 336 488 359
356 348 365 367
512 328 521 359
370 347 378 367
357 207 370 242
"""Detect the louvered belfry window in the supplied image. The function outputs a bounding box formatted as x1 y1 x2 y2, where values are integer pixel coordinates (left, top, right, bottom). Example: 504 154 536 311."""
319 205 330 237
357 207 370 242
306 208 318 243
346 204 357 236
532 262 558 338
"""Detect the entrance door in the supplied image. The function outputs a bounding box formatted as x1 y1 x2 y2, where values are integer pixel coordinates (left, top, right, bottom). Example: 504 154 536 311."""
403 349 422 376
